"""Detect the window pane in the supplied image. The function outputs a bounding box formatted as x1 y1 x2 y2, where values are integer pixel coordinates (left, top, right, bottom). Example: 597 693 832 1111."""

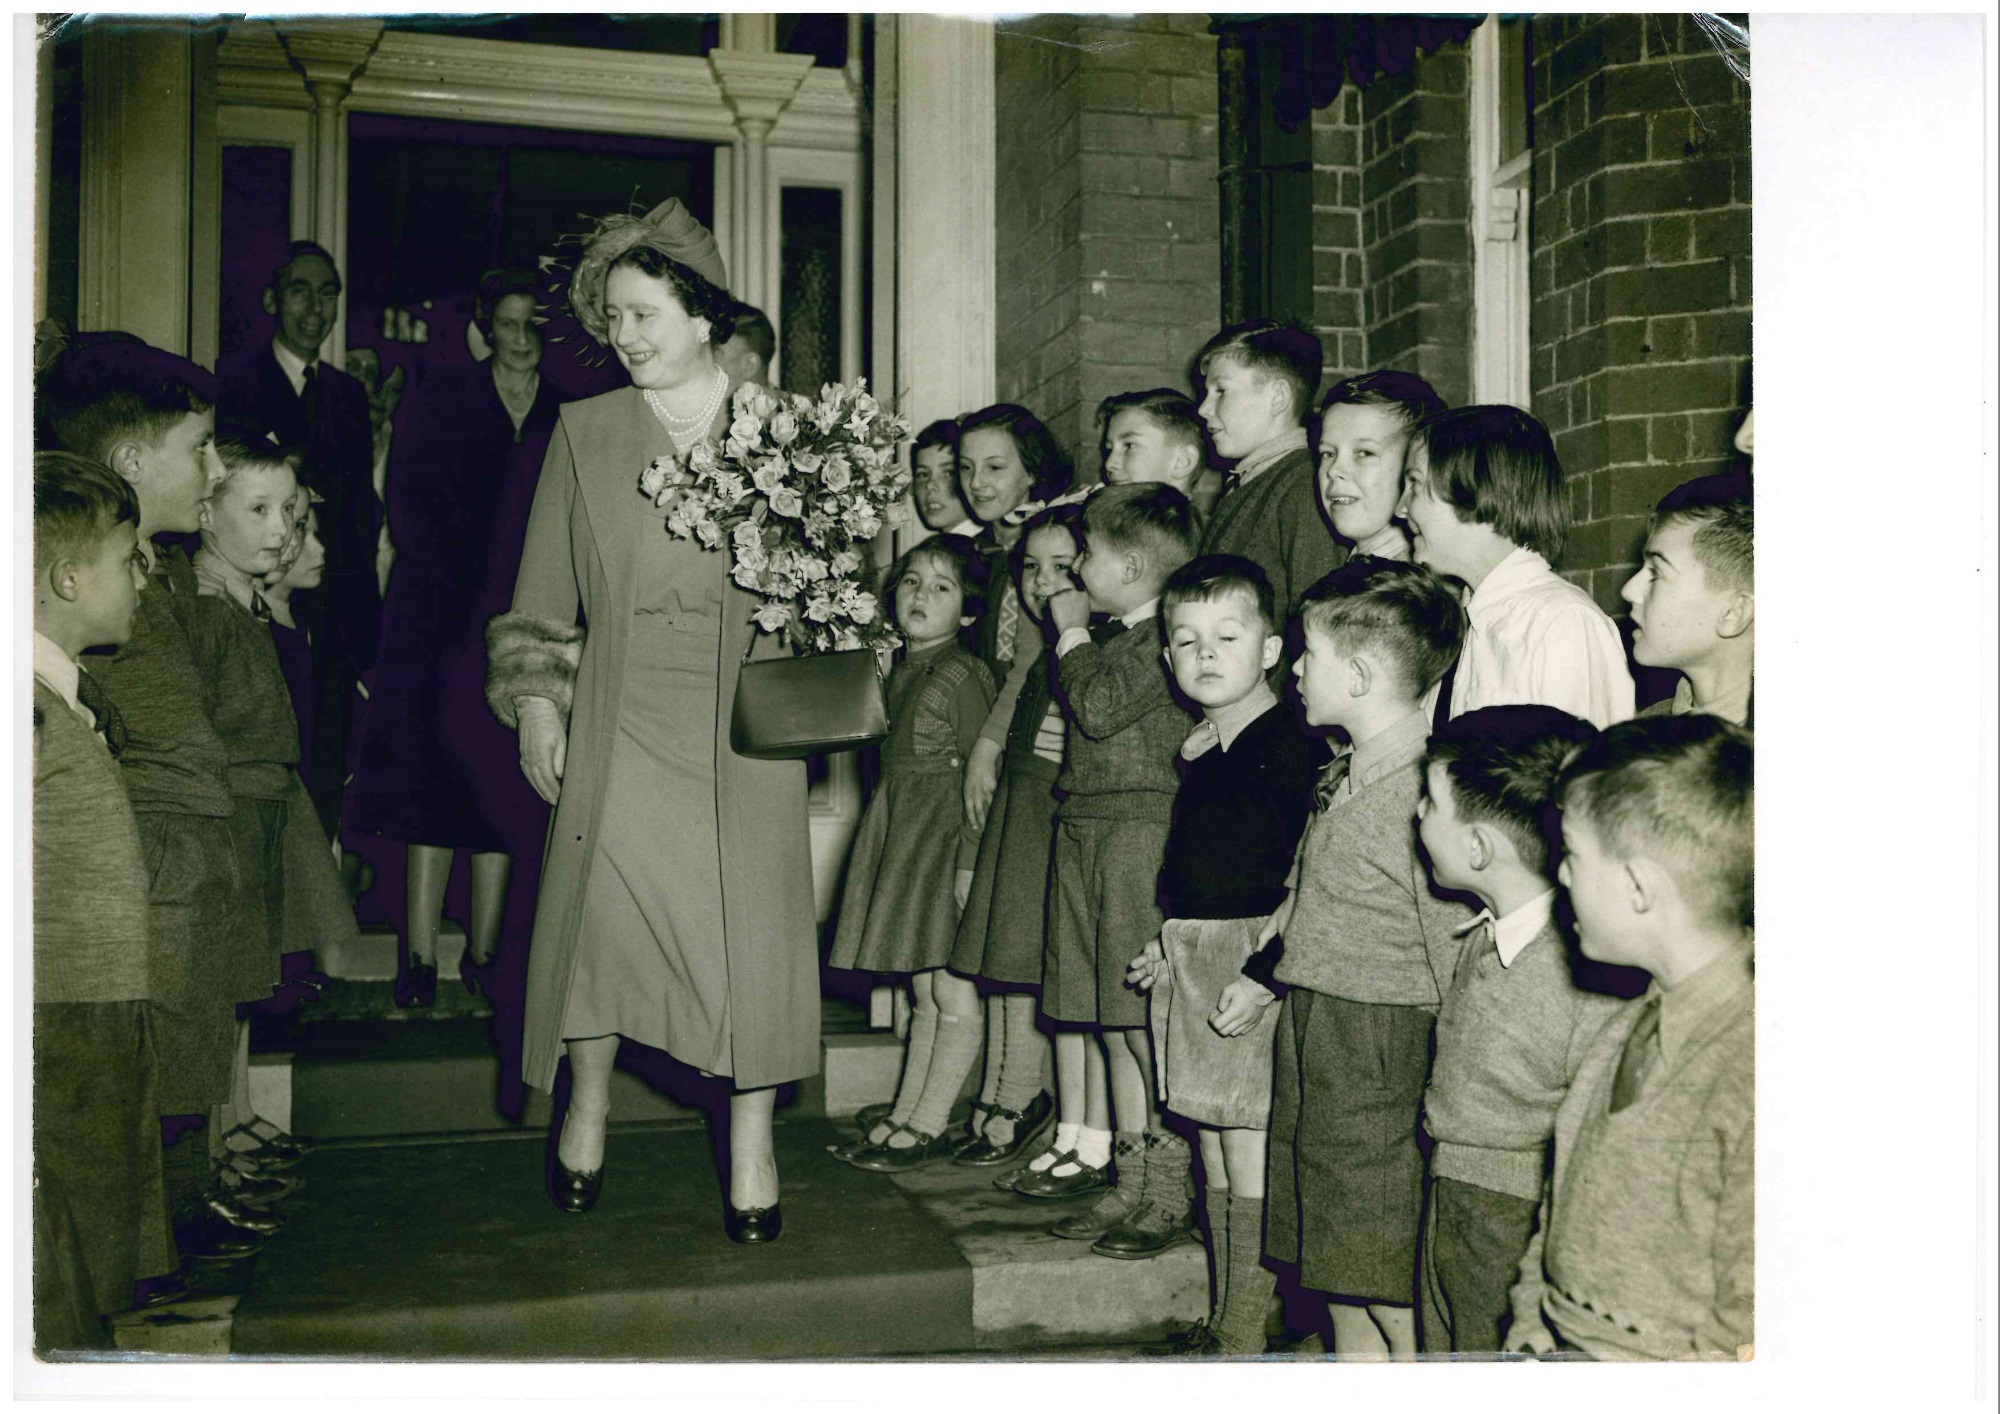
1499 17 1532 165
780 186 844 393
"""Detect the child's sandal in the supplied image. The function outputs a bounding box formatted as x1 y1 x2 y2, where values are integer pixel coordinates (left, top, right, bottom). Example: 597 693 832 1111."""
826 1118 900 1162
948 1100 996 1156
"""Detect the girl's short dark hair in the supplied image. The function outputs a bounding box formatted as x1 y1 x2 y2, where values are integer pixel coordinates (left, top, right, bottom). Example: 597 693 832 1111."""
1320 369 1447 434
475 267 545 336
885 532 988 625
604 246 738 344
913 418 961 458
1411 404 1570 562
957 403 1074 503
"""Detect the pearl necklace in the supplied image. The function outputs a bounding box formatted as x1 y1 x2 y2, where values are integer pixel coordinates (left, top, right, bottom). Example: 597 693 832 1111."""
644 367 729 444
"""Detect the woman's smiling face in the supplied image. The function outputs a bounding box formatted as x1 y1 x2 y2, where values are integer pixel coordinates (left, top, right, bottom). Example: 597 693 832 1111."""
604 265 704 390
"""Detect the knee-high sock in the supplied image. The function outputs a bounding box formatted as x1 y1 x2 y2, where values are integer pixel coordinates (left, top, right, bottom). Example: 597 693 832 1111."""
889 1003 939 1128
977 994 1005 1109
1214 1192 1276 1354
987 994 1049 1145
1144 1128 1194 1220
910 1001 984 1137
1204 1183 1233 1319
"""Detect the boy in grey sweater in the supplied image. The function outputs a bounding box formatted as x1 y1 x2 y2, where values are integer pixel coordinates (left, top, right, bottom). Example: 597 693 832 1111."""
1414 705 1622 1354
1509 715 1754 1360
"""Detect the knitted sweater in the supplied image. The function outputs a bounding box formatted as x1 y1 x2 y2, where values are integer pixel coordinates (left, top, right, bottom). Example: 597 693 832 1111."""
1199 444 1346 626
1160 702 1319 921
88 546 234 818
1052 616 1193 823
189 590 302 801
1509 950 1754 1360
1423 908 1624 1201
32 679 150 1005
1274 709 1474 1005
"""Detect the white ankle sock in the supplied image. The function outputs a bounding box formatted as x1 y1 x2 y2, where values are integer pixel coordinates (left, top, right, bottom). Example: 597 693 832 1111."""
1032 1121 1081 1172
1052 1125 1112 1176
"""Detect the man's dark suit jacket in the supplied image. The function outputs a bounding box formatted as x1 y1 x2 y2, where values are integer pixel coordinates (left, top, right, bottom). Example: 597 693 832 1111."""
215 344 382 670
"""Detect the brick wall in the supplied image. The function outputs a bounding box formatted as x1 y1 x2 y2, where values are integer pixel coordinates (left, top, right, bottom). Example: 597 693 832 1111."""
1310 89 1367 379
1530 13 1752 609
1360 44 1475 407
994 15 1219 479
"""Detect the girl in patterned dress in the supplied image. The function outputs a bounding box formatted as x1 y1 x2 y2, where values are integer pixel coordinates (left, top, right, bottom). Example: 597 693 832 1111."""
828 535 996 1171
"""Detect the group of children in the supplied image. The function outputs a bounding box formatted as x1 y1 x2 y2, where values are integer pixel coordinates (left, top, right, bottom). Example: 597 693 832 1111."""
31 342 351 1348
829 318 1756 1361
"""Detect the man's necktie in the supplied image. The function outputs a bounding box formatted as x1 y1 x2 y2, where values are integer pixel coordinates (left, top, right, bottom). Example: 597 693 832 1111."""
1312 751 1352 811
1610 996 1663 1113
299 363 319 438
75 669 127 758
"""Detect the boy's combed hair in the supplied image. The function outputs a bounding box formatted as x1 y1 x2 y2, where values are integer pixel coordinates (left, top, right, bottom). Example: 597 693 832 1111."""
913 418 961 458
1299 556 1466 696
36 343 217 465
1558 714 1754 932
1096 388 1205 453
1412 404 1570 562
1653 472 1754 592
1195 320 1324 423
1320 369 1447 434
34 451 139 575
728 301 776 365
1427 705 1596 875
958 403 1074 502
213 439 303 498
885 532 988 623
1161 553 1277 637
1083 482 1198 576
1007 500 1088 596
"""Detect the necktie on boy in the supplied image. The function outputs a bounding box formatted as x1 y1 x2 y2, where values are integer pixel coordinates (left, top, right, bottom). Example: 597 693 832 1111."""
250 589 273 623
1312 751 1352 811
1610 996 1663 1112
1087 615 1127 646
74 668 127 757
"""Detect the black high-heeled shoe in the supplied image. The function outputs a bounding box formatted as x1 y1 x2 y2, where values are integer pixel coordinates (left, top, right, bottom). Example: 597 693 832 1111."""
547 1146 604 1215
723 1202 783 1244
394 960 437 1010
459 948 493 998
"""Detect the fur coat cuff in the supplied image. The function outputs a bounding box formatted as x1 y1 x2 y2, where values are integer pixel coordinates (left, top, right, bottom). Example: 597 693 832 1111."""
486 611 585 728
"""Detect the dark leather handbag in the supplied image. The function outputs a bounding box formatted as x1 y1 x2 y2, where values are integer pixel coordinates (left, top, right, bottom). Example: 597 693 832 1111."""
730 648 888 760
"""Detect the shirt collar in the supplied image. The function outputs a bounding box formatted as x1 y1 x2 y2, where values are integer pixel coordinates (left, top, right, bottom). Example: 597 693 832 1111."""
1491 890 1558 968
1351 523 1414 561
1205 683 1280 754
945 518 983 539
271 337 318 396
1465 546 1553 617
1231 428 1309 488
1121 596 1160 629
1653 945 1754 1065
32 632 82 715
193 547 264 615
1348 707 1432 789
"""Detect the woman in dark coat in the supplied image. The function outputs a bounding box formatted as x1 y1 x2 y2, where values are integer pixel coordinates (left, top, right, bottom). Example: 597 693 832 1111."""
348 269 560 1006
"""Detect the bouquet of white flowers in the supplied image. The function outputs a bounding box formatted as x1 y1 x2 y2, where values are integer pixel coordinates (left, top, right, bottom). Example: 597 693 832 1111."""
639 379 913 655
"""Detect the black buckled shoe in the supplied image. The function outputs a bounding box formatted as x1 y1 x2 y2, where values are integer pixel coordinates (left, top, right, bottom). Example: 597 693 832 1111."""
724 1202 783 1244
954 1091 1056 1167
548 1151 604 1214
849 1127 955 1172
1050 1180 1144 1240
851 1100 897 1132
1012 1151 1111 1201
1090 1199 1198 1259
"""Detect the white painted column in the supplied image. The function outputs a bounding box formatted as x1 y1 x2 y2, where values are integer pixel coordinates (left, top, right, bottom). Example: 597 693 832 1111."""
709 48 813 309
277 21 382 368
892 15 996 430
79 24 195 352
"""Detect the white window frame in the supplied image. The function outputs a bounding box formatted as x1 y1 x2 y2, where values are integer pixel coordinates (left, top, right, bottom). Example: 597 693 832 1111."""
1471 15 1533 409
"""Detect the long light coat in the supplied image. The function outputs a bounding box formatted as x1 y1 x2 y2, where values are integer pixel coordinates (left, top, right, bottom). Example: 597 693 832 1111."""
502 383 820 1093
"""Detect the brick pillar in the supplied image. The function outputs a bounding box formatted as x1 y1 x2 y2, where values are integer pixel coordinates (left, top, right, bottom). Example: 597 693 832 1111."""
1361 42 1475 406
1311 89 1367 379
995 15 1220 477
1530 13 1752 608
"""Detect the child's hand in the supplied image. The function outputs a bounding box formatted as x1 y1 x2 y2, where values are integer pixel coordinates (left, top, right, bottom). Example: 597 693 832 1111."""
193 558 229 600
963 738 1002 831
1211 978 1275 1037
954 868 974 912
1046 585 1091 635
1125 937 1167 993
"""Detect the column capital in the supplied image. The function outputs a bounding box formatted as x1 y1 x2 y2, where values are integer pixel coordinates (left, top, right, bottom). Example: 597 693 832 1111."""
708 49 815 131
277 19 384 93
